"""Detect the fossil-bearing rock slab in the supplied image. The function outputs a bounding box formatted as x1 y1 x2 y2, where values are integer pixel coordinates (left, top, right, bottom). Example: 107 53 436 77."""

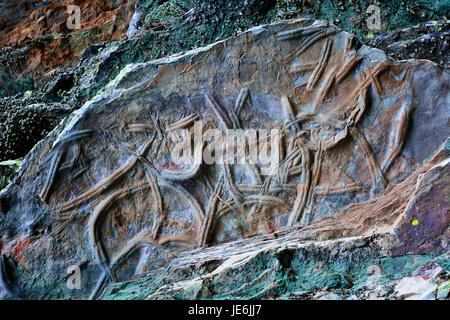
0 19 449 299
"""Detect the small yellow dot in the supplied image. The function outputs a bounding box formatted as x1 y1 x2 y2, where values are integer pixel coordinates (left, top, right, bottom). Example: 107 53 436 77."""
412 219 419 226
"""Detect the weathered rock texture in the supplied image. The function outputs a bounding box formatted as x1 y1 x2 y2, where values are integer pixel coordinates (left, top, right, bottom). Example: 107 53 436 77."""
0 0 137 84
0 19 449 300
1 0 449 166
0 0 138 162
0 160 21 191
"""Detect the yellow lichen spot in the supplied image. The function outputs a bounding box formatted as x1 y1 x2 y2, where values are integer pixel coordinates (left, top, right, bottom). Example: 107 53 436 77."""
412 219 419 226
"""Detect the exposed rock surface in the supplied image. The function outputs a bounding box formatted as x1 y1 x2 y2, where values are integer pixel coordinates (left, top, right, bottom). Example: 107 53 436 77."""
0 19 448 300
369 20 450 66
0 160 21 191
1 1 449 166
394 277 438 300
0 0 137 82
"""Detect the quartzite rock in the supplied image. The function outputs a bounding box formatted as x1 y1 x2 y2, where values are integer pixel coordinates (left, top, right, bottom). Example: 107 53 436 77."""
0 19 448 299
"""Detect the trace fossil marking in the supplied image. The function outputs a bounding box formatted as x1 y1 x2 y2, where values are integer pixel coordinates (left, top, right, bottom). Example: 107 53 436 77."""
0 255 14 298
34 24 417 299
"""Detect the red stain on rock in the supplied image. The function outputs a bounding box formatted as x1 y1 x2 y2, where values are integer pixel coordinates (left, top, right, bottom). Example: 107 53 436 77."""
412 262 442 280
392 180 450 256
266 218 278 234
0 0 137 82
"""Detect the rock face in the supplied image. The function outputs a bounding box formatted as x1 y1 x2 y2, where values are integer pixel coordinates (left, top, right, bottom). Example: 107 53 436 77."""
0 0 138 162
394 277 438 300
0 100 71 162
0 0 137 84
0 19 449 300
0 160 21 191
0 0 136 48
368 21 450 66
